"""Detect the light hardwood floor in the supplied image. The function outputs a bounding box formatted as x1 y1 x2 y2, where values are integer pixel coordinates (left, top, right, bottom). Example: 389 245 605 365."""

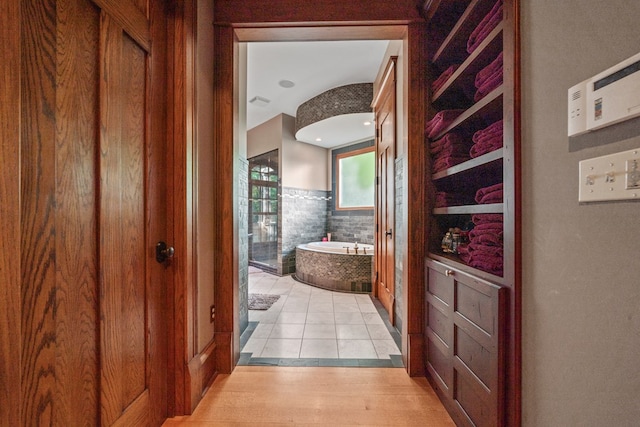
163 366 455 426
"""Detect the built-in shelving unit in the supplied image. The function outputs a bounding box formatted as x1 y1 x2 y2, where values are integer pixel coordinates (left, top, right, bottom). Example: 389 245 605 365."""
421 0 520 425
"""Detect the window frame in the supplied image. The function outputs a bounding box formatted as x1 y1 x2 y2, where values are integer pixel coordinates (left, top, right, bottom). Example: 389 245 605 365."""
335 145 375 212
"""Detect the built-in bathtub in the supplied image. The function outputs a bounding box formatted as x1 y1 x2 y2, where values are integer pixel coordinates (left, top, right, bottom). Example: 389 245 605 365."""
294 241 374 293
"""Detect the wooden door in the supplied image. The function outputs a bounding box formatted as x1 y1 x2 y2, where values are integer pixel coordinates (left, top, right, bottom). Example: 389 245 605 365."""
97 2 168 425
374 58 397 324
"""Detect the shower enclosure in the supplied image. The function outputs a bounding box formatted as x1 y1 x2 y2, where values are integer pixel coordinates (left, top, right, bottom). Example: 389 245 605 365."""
248 149 279 271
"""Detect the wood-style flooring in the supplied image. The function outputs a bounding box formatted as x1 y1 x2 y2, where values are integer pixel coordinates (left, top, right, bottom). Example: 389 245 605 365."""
163 366 455 426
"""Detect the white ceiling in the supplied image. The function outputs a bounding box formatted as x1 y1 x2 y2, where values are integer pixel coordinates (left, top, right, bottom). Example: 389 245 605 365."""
246 40 390 148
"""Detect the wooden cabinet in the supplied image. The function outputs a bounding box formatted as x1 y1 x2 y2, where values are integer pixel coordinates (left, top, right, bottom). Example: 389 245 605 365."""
426 259 506 426
422 0 520 425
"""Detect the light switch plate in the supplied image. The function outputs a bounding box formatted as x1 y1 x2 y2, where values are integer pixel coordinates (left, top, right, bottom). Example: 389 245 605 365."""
579 148 640 202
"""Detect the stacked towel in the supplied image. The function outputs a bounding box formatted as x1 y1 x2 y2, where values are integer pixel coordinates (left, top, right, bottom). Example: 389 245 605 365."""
470 120 503 158
425 109 465 139
434 191 470 208
430 133 470 173
458 213 503 276
474 52 503 101
475 182 503 204
467 0 503 53
431 64 459 94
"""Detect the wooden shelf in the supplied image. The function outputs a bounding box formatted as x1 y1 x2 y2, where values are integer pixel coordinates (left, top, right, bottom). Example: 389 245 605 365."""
433 203 503 215
432 0 498 64
432 23 503 103
432 148 503 180
431 86 503 140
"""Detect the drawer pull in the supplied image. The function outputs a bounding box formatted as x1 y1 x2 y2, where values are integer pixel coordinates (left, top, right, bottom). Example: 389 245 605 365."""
445 269 454 277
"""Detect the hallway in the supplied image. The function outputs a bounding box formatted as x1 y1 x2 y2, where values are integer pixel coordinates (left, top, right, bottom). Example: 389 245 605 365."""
163 366 455 426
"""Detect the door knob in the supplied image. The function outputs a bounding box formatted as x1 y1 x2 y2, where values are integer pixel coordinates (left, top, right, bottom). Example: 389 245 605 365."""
156 241 175 263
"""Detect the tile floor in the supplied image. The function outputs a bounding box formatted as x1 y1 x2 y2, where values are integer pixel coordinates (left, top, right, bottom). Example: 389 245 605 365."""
240 268 402 367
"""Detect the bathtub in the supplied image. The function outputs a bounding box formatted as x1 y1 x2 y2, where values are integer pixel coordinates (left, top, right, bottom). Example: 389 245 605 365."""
294 241 374 293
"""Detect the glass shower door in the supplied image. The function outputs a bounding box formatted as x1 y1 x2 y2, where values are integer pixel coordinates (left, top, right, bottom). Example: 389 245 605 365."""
248 149 279 271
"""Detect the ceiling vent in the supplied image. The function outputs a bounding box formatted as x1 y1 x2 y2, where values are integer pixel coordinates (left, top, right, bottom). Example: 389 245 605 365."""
249 96 271 107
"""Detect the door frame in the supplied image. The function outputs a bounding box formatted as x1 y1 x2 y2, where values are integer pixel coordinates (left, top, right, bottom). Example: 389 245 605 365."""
210 16 427 376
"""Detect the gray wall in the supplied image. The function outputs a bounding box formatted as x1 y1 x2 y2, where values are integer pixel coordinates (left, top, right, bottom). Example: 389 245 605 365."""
522 2 640 425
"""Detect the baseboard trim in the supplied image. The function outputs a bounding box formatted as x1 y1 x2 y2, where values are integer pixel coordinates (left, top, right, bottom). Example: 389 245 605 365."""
187 339 217 412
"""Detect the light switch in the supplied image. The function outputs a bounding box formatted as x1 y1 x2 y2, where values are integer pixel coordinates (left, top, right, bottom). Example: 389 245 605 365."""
579 148 640 202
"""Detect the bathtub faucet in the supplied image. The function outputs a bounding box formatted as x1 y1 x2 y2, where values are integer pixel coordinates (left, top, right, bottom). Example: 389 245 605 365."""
354 242 359 254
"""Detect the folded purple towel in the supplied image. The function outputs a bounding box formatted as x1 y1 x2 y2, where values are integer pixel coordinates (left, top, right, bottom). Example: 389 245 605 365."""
475 52 503 88
471 222 503 233
470 138 503 158
474 71 503 101
432 155 470 173
425 109 465 139
475 183 504 204
431 64 459 93
468 232 503 246
469 242 504 257
472 214 503 225
430 133 467 156
473 120 504 144
435 191 469 208
468 252 503 276
467 0 503 54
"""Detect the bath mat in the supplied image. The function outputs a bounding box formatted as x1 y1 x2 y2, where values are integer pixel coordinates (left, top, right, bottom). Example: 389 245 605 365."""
248 293 281 310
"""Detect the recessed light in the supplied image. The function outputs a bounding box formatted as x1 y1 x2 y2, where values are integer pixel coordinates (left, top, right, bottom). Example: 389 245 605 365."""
315 137 322 142
279 80 295 88
363 121 372 126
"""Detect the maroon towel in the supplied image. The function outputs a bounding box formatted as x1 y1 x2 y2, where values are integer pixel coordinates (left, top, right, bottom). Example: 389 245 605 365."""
467 0 503 53
430 132 464 154
470 119 504 157
474 71 503 101
474 52 503 101
472 214 503 225
469 253 503 276
435 191 468 208
432 155 470 173
468 232 503 246
470 138 503 157
425 109 465 139
471 222 503 233
473 120 504 144
469 242 504 257
457 244 472 264
475 183 503 204
475 52 503 88
431 64 459 93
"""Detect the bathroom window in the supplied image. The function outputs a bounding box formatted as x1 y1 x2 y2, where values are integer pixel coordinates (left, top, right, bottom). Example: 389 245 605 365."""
336 146 375 210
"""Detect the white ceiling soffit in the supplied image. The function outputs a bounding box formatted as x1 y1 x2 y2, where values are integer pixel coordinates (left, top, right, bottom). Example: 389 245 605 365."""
295 112 375 149
246 40 390 145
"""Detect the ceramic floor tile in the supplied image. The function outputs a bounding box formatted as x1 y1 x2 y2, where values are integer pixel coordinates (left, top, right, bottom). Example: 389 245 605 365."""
260 339 301 358
366 324 393 340
333 302 360 313
337 339 378 359
372 339 401 359
307 302 334 313
251 323 275 338
275 311 307 324
336 324 370 339
357 300 379 313
334 312 365 325
303 324 337 339
333 294 357 304
242 337 267 355
305 312 336 324
362 312 385 325
300 339 339 358
269 323 305 339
